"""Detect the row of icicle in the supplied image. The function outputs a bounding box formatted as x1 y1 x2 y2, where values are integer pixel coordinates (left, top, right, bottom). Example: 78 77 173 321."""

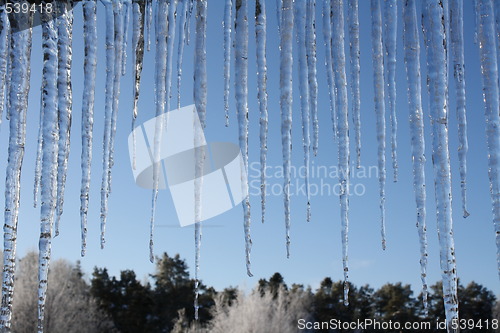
0 0 499 331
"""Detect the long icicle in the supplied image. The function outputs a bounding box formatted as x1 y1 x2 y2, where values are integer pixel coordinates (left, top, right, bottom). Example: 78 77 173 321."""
280 0 293 257
331 0 350 307
256 0 268 223
370 0 387 250
477 0 500 281
131 0 145 170
402 0 429 313
322 0 336 138
450 0 469 218
277 0 282 32
109 0 124 176
443 0 450 75
109 0 123 245
306 0 318 156
422 0 459 328
150 0 168 263
295 0 311 222
146 0 152 51
194 0 208 318
37 5 59 332
33 30 44 209
34 91 44 208
0 10 33 331
100 0 116 249
177 0 188 109
80 0 98 257
100 0 113 249
0 5 9 127
3 30 9 122
55 1 74 237
234 0 253 274
165 0 177 114
223 0 232 126
149 0 177 260
384 0 398 182
122 0 131 76
348 0 360 168
185 0 195 45
494 0 500 69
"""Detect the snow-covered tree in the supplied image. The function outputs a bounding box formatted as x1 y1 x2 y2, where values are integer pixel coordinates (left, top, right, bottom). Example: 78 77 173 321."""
10 251 113 333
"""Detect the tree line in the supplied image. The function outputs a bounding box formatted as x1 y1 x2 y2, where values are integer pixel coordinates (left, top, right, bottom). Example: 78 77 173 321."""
4 251 498 332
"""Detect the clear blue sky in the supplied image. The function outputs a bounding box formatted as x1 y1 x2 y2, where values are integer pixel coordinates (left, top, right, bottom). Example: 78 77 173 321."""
2 0 498 296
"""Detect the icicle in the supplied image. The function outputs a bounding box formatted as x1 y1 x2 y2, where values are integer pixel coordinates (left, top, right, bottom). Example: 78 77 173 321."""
80 0 98 257
322 0 336 138
474 0 480 44
194 0 207 127
146 0 152 51
150 0 169 263
256 0 268 223
295 0 311 222
4 33 9 121
234 0 252 274
121 0 131 76
223 0 232 126
450 0 469 218
193 118 204 322
306 0 318 157
384 0 398 182
109 0 124 170
55 1 74 237
34 97 43 209
0 6 9 127
494 0 500 88
100 0 114 250
37 9 59 332
477 0 500 282
177 0 188 109
402 0 429 313
331 0 350 307
280 0 293 258
443 0 450 73
193 221 202 320
422 0 459 327
148 0 176 260
131 0 145 171
193 0 208 319
100 0 124 249
277 0 282 33
0 11 33 331
193 121 204 322
348 0 360 168
185 0 195 45
370 0 387 250
165 0 177 113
